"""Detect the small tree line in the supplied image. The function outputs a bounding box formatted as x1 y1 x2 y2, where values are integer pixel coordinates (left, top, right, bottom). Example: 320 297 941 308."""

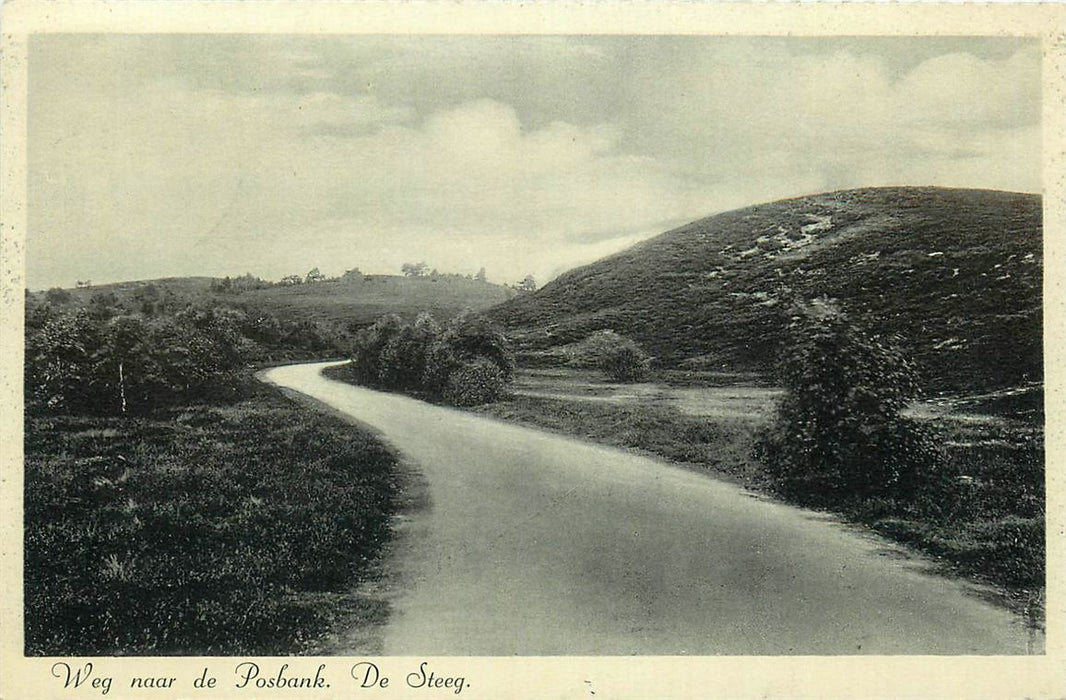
25 292 349 415
348 312 515 406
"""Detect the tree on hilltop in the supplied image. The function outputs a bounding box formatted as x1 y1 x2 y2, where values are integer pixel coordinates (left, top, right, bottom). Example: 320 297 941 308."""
516 274 537 293
402 262 429 278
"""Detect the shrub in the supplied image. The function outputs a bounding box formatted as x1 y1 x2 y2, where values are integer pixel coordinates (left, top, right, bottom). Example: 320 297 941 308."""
23 298 329 416
350 314 405 385
754 304 944 507
378 313 441 390
569 330 650 382
349 311 514 404
441 311 516 382
442 358 508 406
601 343 650 382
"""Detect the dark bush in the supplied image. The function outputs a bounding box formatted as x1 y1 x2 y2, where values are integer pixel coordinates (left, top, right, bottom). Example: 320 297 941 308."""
568 330 650 382
379 313 441 391
348 311 514 406
442 358 508 406
601 343 650 382
754 305 944 507
23 296 342 416
350 314 405 385
442 311 516 382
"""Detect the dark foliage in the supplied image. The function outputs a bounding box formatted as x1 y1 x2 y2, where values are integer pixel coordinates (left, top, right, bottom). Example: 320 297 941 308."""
24 293 349 416
24 289 401 655
754 306 945 508
443 358 508 406
24 384 399 655
345 311 514 406
567 330 650 382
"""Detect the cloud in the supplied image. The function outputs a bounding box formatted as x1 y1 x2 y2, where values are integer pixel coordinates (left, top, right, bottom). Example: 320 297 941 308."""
894 48 1040 128
27 36 1042 289
30 78 717 286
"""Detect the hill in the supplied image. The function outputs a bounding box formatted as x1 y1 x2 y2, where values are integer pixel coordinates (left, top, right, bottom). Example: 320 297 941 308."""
237 275 515 327
487 187 1042 394
51 274 515 329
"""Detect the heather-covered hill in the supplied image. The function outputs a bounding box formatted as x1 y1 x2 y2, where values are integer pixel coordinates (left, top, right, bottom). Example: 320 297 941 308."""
488 187 1041 394
48 274 515 328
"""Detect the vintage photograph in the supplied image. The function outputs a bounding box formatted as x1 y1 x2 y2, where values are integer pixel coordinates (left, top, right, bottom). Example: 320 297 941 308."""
19 31 1046 661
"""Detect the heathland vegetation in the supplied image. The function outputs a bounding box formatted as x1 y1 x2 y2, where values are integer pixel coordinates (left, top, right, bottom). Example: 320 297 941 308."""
23 288 401 655
489 187 1041 395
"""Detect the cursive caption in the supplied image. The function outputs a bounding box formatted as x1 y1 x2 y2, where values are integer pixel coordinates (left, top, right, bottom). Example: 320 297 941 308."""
50 661 468 695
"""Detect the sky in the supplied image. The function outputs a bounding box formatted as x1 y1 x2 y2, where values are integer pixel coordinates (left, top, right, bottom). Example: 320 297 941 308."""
27 35 1041 289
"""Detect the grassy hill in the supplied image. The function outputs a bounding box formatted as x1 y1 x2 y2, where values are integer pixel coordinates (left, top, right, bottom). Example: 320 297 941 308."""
239 276 514 327
487 187 1042 394
53 274 515 329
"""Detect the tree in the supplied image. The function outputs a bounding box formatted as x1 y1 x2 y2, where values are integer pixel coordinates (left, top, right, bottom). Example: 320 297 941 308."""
401 262 429 278
305 267 326 284
754 304 942 507
516 274 537 293
443 358 507 406
379 312 441 391
341 268 364 283
25 309 100 412
96 315 155 413
131 283 161 315
45 288 73 305
474 267 487 282
351 314 406 385
348 311 514 406
87 291 122 321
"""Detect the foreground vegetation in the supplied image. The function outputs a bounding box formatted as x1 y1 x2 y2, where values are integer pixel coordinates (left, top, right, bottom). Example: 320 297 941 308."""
25 381 400 655
323 305 1043 609
24 289 402 655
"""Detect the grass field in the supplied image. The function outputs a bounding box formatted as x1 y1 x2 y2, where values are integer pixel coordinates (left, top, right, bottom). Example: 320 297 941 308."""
24 378 402 656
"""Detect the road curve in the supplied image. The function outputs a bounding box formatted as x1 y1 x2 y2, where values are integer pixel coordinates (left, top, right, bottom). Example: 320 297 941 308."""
262 361 1034 655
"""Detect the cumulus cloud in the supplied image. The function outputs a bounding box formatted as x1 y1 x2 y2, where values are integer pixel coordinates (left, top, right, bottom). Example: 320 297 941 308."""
27 36 1041 289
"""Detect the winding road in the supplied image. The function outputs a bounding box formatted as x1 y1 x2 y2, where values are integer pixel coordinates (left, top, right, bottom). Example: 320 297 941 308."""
262 362 1035 655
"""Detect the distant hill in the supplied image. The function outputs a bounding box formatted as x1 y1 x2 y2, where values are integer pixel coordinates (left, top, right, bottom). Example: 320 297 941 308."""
51 274 515 329
487 187 1041 394
236 275 515 327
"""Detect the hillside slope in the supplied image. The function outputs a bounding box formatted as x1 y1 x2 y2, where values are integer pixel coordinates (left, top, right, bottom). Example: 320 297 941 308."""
488 187 1041 393
55 275 514 328
238 276 514 326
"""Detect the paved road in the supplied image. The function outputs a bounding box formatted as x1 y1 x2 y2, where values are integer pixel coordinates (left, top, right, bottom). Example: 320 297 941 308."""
262 362 1035 655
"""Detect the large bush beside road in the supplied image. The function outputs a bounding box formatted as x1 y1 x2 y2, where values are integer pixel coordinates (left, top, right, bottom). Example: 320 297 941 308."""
754 306 943 507
753 303 1043 594
343 311 515 406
